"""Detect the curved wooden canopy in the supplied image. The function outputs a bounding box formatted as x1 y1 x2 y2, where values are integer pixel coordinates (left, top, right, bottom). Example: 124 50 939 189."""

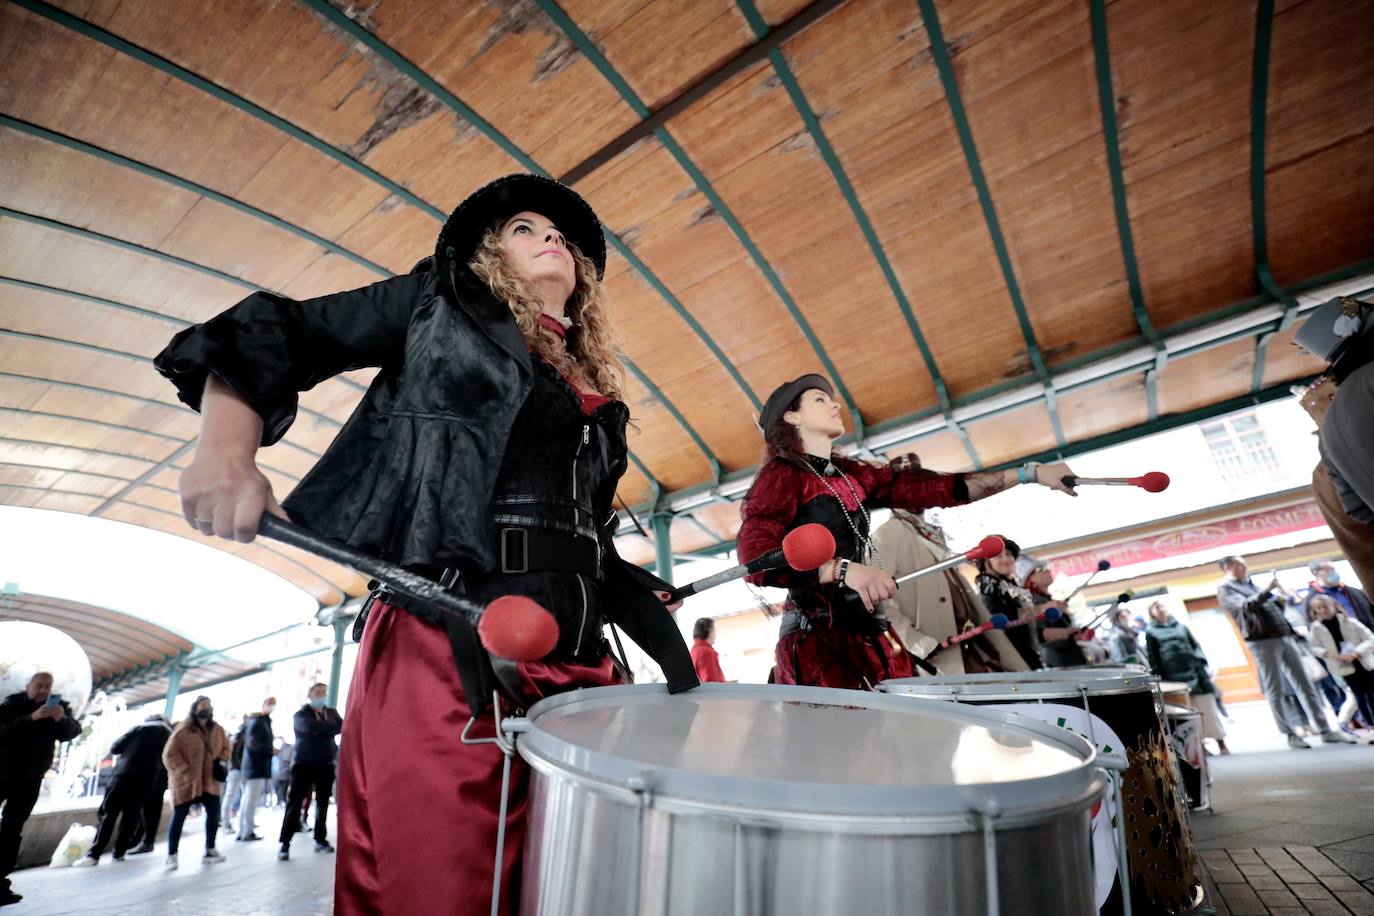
1 0 1370 585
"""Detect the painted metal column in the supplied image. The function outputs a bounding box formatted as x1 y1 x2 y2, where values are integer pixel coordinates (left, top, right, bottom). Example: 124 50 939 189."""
652 513 675 586
162 666 183 720
327 617 349 708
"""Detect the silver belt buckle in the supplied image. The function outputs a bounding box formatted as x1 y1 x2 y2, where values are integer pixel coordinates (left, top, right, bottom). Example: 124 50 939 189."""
500 527 529 574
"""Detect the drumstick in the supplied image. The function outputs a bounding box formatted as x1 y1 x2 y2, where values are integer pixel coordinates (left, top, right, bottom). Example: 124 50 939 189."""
934 607 1062 651
1059 471 1170 492
669 523 835 601
840 535 1004 613
257 515 558 660
1062 559 1112 603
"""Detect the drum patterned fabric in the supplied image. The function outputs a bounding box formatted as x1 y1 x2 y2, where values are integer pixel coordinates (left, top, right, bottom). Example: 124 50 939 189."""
1122 727 1200 912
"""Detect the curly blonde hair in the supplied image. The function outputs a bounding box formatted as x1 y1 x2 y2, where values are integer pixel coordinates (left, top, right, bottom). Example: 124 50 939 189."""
468 228 624 400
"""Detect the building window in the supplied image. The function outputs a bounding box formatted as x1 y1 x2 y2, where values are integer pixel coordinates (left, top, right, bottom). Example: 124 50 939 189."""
1201 413 1284 487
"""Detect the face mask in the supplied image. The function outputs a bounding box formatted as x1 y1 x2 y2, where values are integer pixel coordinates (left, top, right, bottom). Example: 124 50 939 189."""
1324 571 1341 585
196 709 212 720
263 704 275 715
310 696 326 709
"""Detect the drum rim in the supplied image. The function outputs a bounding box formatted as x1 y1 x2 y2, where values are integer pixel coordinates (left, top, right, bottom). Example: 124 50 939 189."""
878 669 1160 700
511 683 1106 819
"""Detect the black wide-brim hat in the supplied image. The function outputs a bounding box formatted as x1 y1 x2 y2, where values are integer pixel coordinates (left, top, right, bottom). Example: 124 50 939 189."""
436 173 607 279
757 373 834 435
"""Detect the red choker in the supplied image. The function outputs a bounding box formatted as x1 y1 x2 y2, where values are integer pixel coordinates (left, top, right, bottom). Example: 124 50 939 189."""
537 313 569 341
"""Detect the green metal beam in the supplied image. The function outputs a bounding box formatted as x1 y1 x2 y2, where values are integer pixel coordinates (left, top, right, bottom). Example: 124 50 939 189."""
652 512 675 585
1248 0 1300 394
297 0 758 450
1087 0 1166 421
0 115 392 278
916 0 1066 448
533 0 858 431
162 666 183 719
733 0 980 468
327 617 348 708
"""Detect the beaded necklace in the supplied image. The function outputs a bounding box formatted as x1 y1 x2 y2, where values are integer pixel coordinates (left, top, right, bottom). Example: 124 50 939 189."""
800 456 882 569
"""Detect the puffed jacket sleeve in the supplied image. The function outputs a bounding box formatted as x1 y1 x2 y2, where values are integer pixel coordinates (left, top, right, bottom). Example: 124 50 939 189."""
154 270 429 446
738 461 820 590
846 460 968 512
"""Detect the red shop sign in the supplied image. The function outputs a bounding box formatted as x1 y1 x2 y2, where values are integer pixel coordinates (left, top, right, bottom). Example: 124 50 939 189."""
1047 501 1326 577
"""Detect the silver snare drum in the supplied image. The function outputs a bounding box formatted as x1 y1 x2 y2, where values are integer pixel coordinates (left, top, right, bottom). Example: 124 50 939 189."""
505 683 1107 916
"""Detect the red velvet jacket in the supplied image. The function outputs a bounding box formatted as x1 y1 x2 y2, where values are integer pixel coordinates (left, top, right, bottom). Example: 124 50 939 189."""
738 456 966 591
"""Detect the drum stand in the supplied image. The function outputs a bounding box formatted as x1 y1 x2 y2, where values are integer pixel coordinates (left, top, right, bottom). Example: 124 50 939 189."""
461 693 520 916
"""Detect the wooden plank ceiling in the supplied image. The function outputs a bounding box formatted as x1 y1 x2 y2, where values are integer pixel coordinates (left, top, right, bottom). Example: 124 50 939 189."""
1 0 1369 583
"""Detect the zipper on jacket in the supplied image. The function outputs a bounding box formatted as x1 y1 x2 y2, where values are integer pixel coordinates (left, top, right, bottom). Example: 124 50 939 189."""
572 423 592 656
573 573 589 656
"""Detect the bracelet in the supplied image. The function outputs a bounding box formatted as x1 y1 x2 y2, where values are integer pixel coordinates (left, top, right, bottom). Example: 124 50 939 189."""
837 558 851 587
1017 461 1040 485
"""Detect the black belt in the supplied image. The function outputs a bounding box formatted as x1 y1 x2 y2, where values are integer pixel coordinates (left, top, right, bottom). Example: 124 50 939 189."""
494 525 600 579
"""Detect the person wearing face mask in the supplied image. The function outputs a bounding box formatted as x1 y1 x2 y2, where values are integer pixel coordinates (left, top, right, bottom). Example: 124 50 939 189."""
278 684 342 861
236 698 276 842
161 696 230 871
1307 560 1374 631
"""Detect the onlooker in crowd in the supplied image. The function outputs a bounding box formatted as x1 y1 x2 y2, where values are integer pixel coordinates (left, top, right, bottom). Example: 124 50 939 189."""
76 711 172 866
161 696 230 871
123 732 169 856
237 698 275 842
1307 593 1374 732
1018 555 1084 668
278 684 342 861
0 673 81 907
1307 559 1374 631
1217 555 1352 747
271 738 293 808
1144 602 1229 754
221 720 246 835
689 619 727 684
976 538 1043 670
872 510 1026 674
1110 609 1143 665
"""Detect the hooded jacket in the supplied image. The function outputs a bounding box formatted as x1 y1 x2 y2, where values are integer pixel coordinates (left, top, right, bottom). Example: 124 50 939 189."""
109 716 172 782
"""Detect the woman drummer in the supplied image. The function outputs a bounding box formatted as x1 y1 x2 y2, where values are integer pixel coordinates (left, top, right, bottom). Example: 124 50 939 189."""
154 174 694 915
736 374 1079 689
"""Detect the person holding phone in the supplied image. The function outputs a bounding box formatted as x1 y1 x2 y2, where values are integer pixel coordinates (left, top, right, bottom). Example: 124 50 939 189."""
0 672 81 906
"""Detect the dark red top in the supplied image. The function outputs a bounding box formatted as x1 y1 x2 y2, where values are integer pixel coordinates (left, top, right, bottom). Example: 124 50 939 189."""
690 638 727 683
534 315 611 415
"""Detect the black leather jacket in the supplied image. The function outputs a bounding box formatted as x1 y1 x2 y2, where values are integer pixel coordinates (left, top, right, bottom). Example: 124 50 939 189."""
155 243 695 688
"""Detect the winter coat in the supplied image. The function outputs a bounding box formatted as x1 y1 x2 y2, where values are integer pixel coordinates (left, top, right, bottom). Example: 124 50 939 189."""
1308 582 1374 632
1145 620 1215 694
243 714 274 780
162 719 230 805
1217 578 1295 641
690 640 727 683
0 692 82 780
292 705 343 767
1308 614 1374 678
109 717 172 783
872 516 1027 674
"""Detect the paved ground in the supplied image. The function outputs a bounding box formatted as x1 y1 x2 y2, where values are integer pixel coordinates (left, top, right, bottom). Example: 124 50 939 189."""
1192 702 1374 916
6 806 333 915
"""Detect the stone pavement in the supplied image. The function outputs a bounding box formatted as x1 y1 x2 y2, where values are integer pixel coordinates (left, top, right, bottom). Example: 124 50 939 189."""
1193 735 1374 916
6 807 333 915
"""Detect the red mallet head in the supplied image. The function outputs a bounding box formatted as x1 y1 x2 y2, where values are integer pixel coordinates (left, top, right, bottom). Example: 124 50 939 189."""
965 535 1006 562
478 595 560 661
1134 471 1170 493
781 523 836 572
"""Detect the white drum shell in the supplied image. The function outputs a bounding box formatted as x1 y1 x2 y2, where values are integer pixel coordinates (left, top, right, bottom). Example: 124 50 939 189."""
513 684 1106 916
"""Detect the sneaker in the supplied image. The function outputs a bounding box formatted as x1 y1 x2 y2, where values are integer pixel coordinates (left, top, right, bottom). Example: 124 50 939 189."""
111 852 125 862
1287 733 1312 749
1321 730 1355 744
165 855 178 871
128 843 155 856
314 840 334 854
202 849 225 864
73 855 98 867
277 847 290 862
236 833 262 842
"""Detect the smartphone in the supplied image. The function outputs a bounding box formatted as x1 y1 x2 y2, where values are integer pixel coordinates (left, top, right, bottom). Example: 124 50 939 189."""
44 694 61 708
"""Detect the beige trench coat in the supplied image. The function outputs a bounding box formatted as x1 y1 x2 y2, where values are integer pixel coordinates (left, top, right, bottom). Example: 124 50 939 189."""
873 516 1028 675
